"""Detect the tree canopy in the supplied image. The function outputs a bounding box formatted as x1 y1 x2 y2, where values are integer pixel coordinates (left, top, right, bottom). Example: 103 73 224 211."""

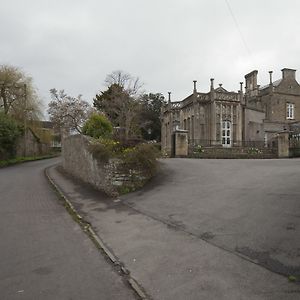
140 93 166 141
82 113 113 139
0 112 23 159
94 71 165 141
93 72 142 140
48 89 94 135
0 64 42 122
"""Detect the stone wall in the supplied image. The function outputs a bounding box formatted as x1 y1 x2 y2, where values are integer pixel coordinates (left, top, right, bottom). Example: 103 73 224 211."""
244 108 265 141
16 128 50 157
189 145 277 159
174 130 188 157
62 134 150 196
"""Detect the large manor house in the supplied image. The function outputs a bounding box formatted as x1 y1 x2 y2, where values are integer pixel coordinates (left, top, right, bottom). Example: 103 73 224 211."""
161 68 300 155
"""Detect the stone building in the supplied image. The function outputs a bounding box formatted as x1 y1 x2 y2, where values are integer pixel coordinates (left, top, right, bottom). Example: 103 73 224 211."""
161 68 300 155
244 68 300 144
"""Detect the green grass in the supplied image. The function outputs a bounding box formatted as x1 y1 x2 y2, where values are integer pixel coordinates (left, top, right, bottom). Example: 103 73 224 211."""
288 275 299 282
0 154 60 168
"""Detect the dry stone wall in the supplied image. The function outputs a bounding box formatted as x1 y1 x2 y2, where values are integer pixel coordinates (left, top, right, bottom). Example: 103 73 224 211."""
62 134 149 196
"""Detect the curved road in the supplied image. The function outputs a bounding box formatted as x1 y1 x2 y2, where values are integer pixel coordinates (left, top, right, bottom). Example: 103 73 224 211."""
49 158 300 299
0 158 136 300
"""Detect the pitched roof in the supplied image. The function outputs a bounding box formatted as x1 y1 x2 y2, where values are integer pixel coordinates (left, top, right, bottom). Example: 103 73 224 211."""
215 86 228 93
259 79 282 90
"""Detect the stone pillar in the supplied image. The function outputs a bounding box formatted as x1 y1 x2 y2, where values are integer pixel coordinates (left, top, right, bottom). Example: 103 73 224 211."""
210 101 216 144
173 130 188 157
277 131 290 158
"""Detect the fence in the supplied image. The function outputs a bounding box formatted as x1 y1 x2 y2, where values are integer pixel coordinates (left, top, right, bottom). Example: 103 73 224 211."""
289 134 300 157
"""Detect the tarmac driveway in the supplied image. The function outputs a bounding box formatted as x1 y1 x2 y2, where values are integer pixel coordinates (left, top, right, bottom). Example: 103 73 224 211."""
49 158 300 299
124 158 300 278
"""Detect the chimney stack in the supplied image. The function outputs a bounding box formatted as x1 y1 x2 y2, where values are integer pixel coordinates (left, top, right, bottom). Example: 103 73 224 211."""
269 71 273 85
210 78 214 90
193 80 197 93
282 68 296 80
240 82 243 92
168 92 171 103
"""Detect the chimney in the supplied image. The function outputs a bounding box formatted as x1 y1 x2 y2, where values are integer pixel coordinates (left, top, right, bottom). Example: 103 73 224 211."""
269 71 273 85
240 82 243 92
210 78 214 90
168 92 171 103
282 68 296 80
193 80 197 93
244 70 258 93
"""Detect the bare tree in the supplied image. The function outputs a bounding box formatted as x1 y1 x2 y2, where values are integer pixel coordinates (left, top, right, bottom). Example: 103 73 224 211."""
104 70 143 97
48 89 94 135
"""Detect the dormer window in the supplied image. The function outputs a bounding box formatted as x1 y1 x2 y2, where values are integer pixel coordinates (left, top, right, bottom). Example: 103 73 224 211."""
286 103 294 120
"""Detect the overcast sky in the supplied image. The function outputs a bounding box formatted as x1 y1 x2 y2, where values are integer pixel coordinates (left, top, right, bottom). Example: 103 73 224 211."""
1 0 300 117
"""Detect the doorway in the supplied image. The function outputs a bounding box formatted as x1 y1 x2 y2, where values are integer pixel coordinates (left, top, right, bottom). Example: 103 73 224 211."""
222 120 231 147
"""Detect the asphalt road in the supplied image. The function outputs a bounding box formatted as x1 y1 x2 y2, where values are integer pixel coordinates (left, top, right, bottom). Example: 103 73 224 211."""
48 158 300 299
124 158 300 277
0 158 136 300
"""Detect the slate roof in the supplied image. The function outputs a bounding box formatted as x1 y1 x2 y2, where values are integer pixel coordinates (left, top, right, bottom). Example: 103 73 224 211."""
259 79 282 90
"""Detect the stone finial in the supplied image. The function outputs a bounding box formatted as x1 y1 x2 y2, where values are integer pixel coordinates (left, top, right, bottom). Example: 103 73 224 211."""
219 83 223 87
269 71 273 85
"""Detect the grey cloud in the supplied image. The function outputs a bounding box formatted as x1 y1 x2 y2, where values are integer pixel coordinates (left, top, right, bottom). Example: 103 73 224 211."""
1 0 300 114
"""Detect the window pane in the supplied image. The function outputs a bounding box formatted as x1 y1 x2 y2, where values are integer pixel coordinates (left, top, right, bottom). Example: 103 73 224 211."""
287 103 295 119
227 130 230 136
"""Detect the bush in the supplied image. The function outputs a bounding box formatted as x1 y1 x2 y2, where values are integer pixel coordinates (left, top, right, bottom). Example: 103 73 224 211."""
122 143 160 176
88 142 111 163
0 113 23 159
87 138 160 176
82 113 113 139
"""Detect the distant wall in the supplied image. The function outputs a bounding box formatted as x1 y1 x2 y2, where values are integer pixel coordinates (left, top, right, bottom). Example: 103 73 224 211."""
244 108 265 141
16 129 50 157
62 135 151 196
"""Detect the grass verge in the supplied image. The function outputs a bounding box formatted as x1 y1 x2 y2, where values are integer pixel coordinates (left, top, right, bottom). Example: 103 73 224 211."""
0 154 60 168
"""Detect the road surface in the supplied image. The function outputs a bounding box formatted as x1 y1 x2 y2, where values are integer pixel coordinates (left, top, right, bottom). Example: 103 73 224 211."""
0 158 136 300
48 158 300 300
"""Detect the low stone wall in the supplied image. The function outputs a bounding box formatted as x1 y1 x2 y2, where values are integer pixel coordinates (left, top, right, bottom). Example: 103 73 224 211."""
189 146 277 159
62 134 149 196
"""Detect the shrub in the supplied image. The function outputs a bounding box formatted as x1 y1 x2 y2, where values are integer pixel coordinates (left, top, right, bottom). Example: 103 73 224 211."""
88 142 111 163
82 113 113 139
122 143 160 176
0 113 23 159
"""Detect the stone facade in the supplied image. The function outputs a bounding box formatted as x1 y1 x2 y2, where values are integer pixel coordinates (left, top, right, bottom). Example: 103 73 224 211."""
162 68 300 156
244 68 300 145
